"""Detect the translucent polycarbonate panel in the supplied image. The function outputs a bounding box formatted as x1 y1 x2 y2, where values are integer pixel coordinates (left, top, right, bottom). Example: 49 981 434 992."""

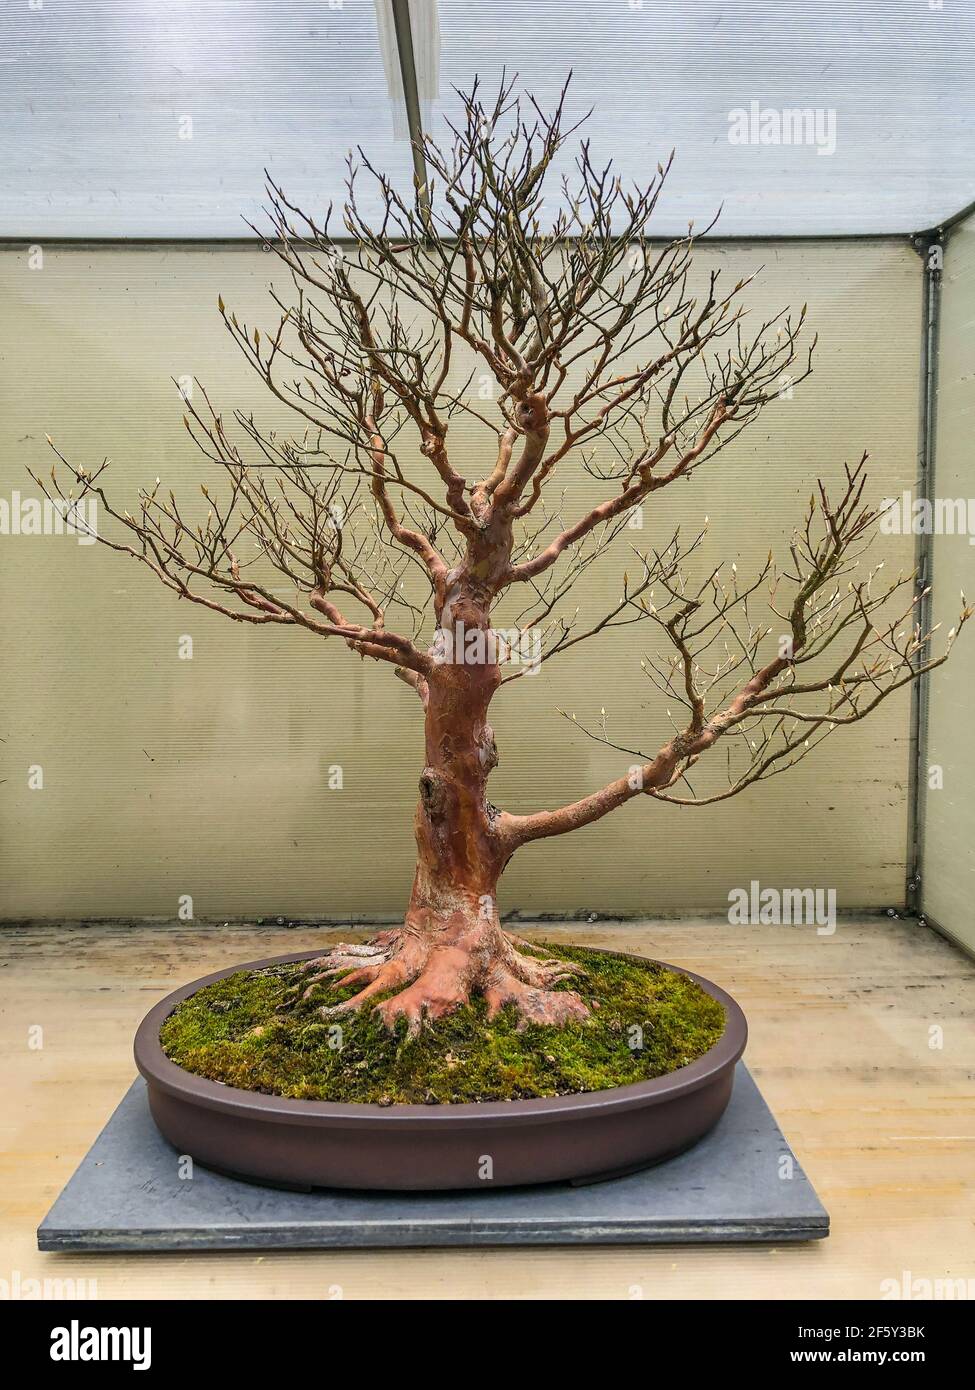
433 0 975 236
2 1 973 239
0 239 923 918
921 211 975 953
0 0 418 238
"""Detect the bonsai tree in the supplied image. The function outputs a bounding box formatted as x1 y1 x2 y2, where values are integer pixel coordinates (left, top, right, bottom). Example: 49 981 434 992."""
38 79 967 1036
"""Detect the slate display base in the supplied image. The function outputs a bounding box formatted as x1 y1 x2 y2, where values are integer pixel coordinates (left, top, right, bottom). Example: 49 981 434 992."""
38 1063 827 1252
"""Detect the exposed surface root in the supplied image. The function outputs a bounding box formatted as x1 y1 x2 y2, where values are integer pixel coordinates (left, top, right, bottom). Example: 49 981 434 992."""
282 925 591 1037
372 944 474 1038
499 942 586 990
484 971 591 1029
277 939 394 1009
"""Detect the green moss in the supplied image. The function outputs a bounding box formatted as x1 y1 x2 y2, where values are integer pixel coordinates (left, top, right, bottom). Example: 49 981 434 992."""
159 944 725 1104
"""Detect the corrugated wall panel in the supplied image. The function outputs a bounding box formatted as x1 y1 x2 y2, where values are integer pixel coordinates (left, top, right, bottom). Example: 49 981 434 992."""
0 239 923 918
922 212 975 952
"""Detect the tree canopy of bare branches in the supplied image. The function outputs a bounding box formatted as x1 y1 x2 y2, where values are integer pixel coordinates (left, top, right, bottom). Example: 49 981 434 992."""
35 77 968 1031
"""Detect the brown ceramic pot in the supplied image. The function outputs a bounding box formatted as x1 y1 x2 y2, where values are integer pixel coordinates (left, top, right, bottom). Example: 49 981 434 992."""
134 948 747 1191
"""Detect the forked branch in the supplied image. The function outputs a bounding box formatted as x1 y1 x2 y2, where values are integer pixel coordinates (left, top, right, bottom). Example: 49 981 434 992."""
501 457 970 844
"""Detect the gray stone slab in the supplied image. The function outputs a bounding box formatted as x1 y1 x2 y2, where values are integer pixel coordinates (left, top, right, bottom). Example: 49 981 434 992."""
38 1064 828 1251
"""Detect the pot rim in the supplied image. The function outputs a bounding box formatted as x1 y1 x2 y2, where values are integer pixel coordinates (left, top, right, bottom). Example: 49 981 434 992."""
134 946 747 1131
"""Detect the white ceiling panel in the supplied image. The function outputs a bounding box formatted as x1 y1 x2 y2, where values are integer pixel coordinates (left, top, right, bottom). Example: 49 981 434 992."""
2 0 973 238
433 0 975 237
0 0 415 237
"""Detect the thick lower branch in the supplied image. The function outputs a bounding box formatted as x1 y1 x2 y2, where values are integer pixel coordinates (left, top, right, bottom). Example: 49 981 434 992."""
499 745 683 847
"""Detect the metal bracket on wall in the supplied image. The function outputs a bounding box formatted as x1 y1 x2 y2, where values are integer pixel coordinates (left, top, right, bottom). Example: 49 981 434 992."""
904 230 944 916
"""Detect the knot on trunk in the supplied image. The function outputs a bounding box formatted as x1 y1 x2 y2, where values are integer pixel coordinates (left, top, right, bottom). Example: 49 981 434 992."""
478 725 498 772
419 768 450 821
515 393 548 432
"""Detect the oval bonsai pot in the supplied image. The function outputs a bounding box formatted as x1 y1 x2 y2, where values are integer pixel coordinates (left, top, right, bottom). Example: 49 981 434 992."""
134 949 747 1191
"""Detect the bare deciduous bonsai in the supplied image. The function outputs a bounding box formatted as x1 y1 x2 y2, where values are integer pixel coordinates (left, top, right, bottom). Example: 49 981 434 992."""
38 79 967 1036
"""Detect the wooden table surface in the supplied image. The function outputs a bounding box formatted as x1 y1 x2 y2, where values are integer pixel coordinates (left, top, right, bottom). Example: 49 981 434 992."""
2 918 973 1300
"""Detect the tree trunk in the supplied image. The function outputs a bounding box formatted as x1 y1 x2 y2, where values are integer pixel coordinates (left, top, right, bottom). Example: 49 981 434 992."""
294 562 591 1033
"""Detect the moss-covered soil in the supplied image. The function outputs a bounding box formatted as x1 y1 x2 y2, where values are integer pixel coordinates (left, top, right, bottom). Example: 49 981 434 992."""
160 944 725 1104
